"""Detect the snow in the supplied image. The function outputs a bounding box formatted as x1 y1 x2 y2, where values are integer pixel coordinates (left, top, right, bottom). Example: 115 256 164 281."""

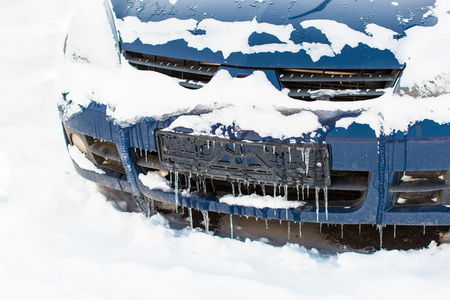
1 0 450 299
117 17 300 59
220 194 305 209
139 172 171 192
68 145 106 174
59 0 450 138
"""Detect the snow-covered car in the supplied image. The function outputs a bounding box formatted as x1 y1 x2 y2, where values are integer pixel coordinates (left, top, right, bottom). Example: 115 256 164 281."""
59 0 450 228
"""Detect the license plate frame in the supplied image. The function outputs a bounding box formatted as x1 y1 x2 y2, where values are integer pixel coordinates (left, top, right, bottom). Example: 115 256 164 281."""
156 131 331 188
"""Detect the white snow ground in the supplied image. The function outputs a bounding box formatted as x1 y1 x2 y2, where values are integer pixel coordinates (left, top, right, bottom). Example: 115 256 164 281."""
1 1 450 299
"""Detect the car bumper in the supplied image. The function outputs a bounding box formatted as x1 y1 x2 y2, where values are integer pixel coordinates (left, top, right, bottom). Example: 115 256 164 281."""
59 101 450 226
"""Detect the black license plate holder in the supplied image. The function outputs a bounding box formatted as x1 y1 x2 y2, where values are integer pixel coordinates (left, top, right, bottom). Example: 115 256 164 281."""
156 131 330 188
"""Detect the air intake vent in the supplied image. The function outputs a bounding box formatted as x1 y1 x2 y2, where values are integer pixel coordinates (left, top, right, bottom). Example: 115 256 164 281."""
134 141 370 209
390 170 449 206
124 51 219 89
278 69 402 101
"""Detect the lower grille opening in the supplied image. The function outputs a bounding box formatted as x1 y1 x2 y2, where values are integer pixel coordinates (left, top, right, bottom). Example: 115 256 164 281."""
390 170 449 206
65 126 126 175
134 147 369 208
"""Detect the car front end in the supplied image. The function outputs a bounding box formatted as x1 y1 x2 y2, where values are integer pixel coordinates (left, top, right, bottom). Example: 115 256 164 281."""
58 0 450 227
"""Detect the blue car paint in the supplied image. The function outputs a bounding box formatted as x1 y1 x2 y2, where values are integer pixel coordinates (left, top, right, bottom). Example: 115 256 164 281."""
112 0 436 69
60 0 450 225
61 100 450 225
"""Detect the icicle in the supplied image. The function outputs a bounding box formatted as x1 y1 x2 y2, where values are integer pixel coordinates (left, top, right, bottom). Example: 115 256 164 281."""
341 224 344 239
423 225 426 235
319 223 322 233
210 178 216 193
394 225 397 238
246 181 250 194
299 147 305 162
377 225 383 249
285 208 288 219
255 217 258 221
284 184 288 200
324 187 328 220
265 219 268 230
151 199 155 215
134 148 137 155
299 222 302 238
145 150 147 162
279 219 282 225
202 179 207 194
263 145 266 152
315 187 320 222
273 146 276 153
189 207 193 230
287 221 291 240
305 148 310 177
140 148 143 157
358 224 361 235
273 183 276 197
174 171 179 213
231 182 235 196
207 140 210 149
302 184 305 200
169 171 173 185
288 147 292 163
307 185 310 198
230 215 234 239
196 177 200 192
202 211 209 233
213 140 216 148
262 183 266 196
296 184 300 200
238 182 242 196
187 173 192 193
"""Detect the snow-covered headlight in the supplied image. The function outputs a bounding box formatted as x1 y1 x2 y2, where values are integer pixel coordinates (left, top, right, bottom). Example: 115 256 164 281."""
64 0 120 67
71 133 87 154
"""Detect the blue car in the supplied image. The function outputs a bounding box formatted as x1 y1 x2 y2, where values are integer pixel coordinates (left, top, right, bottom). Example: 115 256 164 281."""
59 0 450 227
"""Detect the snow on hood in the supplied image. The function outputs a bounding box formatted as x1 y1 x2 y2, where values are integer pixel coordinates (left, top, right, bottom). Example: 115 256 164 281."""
59 0 450 138
112 0 437 69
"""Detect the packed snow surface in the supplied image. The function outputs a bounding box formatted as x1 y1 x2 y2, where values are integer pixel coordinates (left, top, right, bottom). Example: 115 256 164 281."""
1 0 450 299
220 194 305 209
68 145 105 174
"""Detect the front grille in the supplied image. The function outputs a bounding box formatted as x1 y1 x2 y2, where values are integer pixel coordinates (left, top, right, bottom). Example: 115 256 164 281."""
124 51 219 89
278 68 402 101
390 170 449 206
124 51 402 101
134 147 370 208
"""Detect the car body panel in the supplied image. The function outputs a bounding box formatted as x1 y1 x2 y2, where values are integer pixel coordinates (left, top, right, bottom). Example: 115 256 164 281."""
59 0 450 226
111 0 436 69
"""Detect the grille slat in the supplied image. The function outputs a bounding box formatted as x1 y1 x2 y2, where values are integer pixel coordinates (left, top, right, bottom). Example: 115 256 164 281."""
280 74 397 83
124 50 403 101
279 68 402 101
126 57 217 77
288 89 385 99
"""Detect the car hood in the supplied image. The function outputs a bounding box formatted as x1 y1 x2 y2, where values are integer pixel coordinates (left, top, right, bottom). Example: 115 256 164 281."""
110 0 437 69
